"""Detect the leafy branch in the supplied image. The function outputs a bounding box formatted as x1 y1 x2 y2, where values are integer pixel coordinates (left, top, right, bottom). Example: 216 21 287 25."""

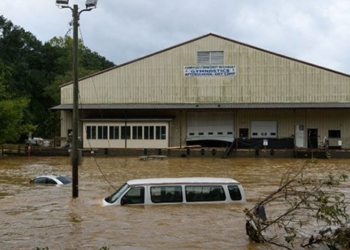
245 161 349 250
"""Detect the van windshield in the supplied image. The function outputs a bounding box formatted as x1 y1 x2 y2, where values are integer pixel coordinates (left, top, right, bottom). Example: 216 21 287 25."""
106 183 129 204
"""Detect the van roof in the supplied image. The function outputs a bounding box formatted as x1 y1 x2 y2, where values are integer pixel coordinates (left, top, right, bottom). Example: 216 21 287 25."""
127 177 240 186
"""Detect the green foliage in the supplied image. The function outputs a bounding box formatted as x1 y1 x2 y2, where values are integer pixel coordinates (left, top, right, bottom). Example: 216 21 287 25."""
0 15 115 142
0 98 30 143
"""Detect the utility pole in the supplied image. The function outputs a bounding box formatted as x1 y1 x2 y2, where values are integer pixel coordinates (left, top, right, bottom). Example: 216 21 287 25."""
56 0 98 198
71 4 79 198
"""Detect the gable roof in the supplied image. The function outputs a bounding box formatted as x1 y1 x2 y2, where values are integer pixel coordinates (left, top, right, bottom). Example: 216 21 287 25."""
60 33 350 87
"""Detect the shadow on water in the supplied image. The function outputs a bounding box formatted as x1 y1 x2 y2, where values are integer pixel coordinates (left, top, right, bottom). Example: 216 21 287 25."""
0 156 349 249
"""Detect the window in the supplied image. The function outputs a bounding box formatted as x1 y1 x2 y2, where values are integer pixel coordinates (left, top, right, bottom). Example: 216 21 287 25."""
239 128 249 138
197 51 223 65
98 126 108 139
328 130 341 138
86 126 91 139
156 126 166 140
144 126 154 140
122 187 144 204
109 126 119 139
108 183 129 203
228 185 242 201
132 126 143 139
150 186 183 203
121 126 131 139
185 186 226 202
33 177 49 184
56 176 72 184
86 126 96 139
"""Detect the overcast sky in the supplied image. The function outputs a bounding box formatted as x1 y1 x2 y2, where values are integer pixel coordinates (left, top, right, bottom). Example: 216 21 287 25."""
2 0 350 74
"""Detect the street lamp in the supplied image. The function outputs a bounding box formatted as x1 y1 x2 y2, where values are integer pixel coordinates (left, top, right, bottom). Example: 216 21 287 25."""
56 0 98 198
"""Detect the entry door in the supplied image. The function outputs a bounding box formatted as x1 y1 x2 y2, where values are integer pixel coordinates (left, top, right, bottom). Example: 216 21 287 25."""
307 129 318 149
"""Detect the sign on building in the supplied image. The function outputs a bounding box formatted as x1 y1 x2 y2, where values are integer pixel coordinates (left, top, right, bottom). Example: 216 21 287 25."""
184 65 236 77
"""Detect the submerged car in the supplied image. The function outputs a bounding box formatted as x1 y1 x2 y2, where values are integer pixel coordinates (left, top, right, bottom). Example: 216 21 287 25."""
30 175 72 185
102 177 246 206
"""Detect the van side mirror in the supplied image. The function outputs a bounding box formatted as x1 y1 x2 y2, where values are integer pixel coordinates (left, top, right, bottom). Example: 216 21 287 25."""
121 197 128 205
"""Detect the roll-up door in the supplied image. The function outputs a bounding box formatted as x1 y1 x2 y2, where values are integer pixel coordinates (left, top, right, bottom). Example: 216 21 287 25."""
186 112 234 142
251 121 277 138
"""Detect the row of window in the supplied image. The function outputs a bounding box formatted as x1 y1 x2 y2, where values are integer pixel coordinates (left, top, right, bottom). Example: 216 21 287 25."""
123 185 242 204
86 125 166 140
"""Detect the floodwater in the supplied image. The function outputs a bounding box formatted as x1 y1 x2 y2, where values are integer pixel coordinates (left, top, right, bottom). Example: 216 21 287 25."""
0 156 349 250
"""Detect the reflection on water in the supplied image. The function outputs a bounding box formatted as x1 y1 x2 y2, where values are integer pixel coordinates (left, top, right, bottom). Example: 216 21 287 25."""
0 156 349 249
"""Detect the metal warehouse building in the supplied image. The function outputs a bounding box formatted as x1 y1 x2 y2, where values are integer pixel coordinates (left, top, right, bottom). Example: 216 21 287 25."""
52 33 350 157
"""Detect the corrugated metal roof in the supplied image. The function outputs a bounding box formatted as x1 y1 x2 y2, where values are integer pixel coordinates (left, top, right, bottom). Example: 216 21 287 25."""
51 103 350 110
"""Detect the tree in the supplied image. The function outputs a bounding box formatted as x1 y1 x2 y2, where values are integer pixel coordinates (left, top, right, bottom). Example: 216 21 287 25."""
245 160 349 249
0 16 115 142
43 36 115 138
0 89 35 144
0 57 35 143
0 16 46 139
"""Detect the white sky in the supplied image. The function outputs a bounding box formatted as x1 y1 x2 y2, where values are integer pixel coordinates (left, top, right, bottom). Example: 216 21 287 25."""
2 0 350 74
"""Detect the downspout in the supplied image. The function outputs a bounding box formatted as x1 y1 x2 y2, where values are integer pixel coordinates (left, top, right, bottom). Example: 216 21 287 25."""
179 109 182 149
124 109 127 149
235 109 238 150
293 108 296 150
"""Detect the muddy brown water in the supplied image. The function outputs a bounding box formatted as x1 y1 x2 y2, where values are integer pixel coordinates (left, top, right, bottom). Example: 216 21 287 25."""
0 156 349 250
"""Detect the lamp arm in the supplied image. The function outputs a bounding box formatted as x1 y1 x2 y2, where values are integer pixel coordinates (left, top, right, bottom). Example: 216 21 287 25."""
79 8 93 17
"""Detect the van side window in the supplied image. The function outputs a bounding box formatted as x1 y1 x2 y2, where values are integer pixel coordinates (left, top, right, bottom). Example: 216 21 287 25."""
228 185 242 200
185 186 226 202
150 186 183 203
122 187 145 204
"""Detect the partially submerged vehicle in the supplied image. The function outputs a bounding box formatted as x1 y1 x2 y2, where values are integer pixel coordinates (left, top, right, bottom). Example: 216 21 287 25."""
30 175 72 185
102 177 246 206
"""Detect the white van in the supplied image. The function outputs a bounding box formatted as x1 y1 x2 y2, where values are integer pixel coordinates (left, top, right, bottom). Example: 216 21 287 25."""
102 177 245 206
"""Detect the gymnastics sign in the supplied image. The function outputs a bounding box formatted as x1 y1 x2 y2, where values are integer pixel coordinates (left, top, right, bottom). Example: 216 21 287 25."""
184 65 236 77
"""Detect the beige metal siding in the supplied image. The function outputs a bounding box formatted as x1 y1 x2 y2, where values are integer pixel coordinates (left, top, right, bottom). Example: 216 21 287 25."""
60 111 72 138
296 110 350 148
235 109 350 148
236 110 294 138
61 35 350 105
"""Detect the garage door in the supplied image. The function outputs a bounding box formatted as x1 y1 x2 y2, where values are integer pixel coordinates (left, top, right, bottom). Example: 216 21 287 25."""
251 121 277 138
186 112 234 142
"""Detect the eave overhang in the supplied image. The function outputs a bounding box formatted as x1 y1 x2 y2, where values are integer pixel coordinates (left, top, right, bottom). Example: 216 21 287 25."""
51 103 350 111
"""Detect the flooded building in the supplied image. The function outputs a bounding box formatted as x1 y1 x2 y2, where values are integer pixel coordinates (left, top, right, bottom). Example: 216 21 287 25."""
52 33 350 156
